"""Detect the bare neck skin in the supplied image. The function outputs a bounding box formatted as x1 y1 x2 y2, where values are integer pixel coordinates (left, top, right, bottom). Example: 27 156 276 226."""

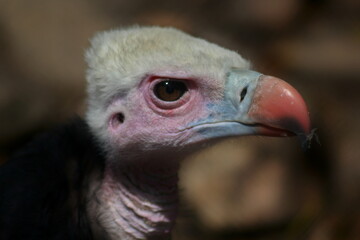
89 153 180 240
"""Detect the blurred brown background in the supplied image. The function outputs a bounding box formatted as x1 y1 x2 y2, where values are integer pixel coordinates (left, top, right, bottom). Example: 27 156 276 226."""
0 0 359 239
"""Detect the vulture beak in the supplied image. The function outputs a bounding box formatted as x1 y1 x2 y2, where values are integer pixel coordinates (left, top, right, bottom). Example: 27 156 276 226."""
247 75 311 137
186 70 311 145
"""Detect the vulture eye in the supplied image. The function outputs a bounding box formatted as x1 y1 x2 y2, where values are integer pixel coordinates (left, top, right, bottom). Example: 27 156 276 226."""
154 80 188 102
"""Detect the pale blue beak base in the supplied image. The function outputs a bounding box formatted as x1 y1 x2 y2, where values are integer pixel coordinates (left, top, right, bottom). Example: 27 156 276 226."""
186 70 263 142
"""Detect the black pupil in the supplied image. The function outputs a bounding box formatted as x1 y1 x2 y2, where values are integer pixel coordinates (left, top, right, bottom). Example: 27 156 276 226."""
154 80 188 101
164 81 176 94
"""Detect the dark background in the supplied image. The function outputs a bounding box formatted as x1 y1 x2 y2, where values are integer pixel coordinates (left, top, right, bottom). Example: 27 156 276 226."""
0 0 359 239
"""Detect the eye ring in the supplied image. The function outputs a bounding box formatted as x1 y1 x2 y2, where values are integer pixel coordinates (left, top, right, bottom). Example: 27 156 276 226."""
147 77 193 111
153 79 188 102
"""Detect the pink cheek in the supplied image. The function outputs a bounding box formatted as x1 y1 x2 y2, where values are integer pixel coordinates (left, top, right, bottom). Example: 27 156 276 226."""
158 109 176 116
107 117 124 144
107 84 212 146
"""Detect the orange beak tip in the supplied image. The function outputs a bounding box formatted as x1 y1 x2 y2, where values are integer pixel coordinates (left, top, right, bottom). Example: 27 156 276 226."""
248 75 311 142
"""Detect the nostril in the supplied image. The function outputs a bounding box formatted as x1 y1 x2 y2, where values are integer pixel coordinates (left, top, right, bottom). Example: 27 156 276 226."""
240 86 248 102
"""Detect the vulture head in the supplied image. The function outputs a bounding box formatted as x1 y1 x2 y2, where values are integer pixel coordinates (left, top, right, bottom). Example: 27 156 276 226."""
85 26 309 158
83 26 310 239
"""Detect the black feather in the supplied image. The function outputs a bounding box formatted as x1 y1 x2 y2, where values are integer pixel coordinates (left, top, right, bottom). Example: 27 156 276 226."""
0 118 105 240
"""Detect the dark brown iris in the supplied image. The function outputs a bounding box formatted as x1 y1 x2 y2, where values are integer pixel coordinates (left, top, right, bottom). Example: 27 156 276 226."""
154 80 188 102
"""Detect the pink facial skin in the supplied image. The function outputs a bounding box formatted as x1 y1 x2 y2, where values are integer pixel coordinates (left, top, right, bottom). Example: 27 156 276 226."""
98 71 224 239
107 71 223 157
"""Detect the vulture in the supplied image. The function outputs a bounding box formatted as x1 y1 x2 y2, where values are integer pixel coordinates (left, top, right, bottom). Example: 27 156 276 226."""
0 26 310 240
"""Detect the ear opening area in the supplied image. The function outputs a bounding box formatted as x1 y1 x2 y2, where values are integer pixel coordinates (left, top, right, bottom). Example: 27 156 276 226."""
110 112 125 130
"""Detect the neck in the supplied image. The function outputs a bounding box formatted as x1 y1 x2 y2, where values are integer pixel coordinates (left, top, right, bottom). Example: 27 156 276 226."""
91 156 180 240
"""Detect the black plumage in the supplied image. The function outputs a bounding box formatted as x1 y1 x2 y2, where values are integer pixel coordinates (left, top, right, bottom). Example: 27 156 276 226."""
0 118 103 240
